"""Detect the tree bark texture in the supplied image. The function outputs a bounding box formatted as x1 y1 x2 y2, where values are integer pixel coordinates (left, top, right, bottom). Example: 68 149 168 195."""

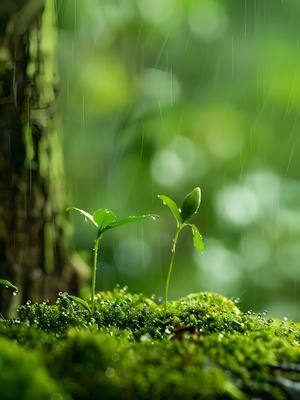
0 0 78 314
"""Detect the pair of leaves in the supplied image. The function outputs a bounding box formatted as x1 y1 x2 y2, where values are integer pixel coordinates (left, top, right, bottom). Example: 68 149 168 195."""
158 187 201 226
0 279 18 292
158 187 204 252
67 207 158 238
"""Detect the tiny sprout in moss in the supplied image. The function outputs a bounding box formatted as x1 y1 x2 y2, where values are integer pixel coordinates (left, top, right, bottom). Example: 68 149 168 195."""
158 187 204 313
67 207 158 313
67 295 91 313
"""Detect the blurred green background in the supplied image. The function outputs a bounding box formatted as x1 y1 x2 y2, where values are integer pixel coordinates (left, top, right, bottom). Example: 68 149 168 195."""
55 0 300 319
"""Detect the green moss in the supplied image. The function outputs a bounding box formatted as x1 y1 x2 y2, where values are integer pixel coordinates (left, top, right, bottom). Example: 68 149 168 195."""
49 330 243 400
1 288 300 399
0 336 66 400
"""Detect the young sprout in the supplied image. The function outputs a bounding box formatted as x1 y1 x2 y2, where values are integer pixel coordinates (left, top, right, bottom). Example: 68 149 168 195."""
0 279 18 296
158 187 204 313
67 207 158 314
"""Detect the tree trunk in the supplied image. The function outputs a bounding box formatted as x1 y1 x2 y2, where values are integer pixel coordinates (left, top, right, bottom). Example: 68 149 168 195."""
0 0 78 314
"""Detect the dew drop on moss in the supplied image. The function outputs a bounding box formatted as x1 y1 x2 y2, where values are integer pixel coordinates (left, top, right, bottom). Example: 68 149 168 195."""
111 353 120 362
164 327 172 335
140 333 151 342
105 367 115 378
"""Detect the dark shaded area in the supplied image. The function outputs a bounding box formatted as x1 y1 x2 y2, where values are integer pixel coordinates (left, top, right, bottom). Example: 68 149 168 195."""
0 0 78 314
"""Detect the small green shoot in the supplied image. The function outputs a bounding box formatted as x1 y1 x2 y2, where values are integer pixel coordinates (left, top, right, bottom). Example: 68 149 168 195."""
158 187 204 313
67 295 91 313
68 207 158 313
0 279 18 295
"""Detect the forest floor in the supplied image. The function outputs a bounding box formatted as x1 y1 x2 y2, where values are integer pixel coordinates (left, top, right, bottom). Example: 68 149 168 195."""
1 286 300 399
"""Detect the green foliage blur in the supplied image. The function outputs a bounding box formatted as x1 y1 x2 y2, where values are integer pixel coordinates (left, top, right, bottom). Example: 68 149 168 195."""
55 0 300 319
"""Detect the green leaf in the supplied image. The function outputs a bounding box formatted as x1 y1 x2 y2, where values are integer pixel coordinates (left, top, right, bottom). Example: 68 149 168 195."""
0 279 18 292
189 224 205 252
93 209 117 231
180 187 201 222
158 195 182 226
108 214 159 230
67 295 91 313
67 207 98 228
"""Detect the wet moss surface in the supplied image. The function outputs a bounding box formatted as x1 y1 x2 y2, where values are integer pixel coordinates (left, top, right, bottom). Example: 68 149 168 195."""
1 287 300 399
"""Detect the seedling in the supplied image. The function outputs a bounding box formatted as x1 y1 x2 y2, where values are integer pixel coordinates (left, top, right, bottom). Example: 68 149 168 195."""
158 187 204 313
68 207 158 313
0 279 18 295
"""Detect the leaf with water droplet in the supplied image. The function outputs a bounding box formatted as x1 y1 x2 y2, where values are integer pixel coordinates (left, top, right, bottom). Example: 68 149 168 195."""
68 295 91 313
180 187 201 222
188 224 204 252
150 214 160 221
93 209 116 231
67 207 97 227
158 194 182 226
107 214 159 230
0 279 18 292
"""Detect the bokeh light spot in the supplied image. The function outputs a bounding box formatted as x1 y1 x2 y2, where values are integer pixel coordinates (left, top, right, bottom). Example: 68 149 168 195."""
151 149 183 187
215 185 259 228
188 1 228 42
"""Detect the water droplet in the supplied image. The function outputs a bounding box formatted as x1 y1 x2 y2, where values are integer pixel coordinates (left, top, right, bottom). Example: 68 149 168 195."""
140 333 151 342
12 290 18 296
111 353 120 362
150 215 160 221
283 316 288 322
105 367 115 378
165 326 173 335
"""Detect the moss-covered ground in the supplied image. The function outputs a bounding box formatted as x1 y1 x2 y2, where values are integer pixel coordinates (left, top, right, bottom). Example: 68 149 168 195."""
1 287 300 399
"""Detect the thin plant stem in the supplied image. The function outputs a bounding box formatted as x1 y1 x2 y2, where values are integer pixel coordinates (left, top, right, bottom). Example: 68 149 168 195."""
164 226 181 314
91 235 101 314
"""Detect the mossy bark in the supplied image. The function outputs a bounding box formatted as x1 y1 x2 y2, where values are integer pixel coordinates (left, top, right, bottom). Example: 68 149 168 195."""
0 0 78 314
